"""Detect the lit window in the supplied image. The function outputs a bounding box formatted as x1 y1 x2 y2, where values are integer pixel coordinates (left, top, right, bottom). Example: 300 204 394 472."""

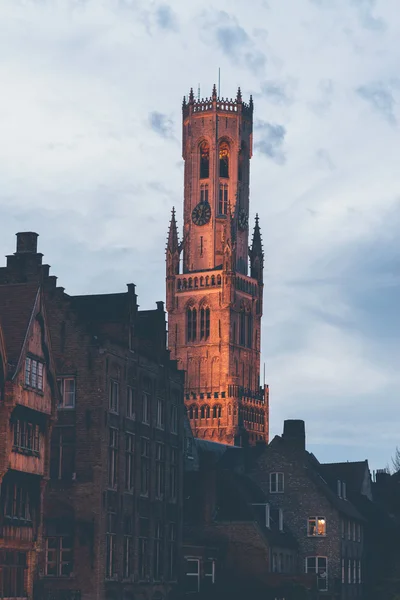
308 517 326 537
57 377 76 409
219 142 229 178
270 472 284 493
305 556 328 591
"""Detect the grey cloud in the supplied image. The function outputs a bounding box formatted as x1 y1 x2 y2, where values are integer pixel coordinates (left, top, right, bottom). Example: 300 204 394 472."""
357 82 396 124
149 111 175 139
202 11 266 75
260 80 293 105
254 120 286 163
155 4 179 32
315 148 335 171
350 0 385 31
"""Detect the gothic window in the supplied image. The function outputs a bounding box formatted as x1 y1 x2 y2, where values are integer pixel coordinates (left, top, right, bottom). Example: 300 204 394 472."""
247 314 253 348
239 311 246 346
211 276 215 286
187 307 197 342
238 144 244 181
219 142 229 178
200 141 210 179
200 307 210 340
200 184 209 203
200 405 206 419
212 405 222 418
206 405 210 418
218 184 228 215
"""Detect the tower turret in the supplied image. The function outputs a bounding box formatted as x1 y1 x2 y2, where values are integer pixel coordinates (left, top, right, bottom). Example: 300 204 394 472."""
249 213 264 282
166 207 180 311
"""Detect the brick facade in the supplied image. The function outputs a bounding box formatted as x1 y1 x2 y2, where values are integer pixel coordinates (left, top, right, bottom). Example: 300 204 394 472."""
166 86 268 446
0 232 185 600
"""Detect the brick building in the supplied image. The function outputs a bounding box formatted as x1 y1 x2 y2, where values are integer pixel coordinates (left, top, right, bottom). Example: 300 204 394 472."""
180 439 316 600
0 274 58 599
251 420 365 599
166 85 268 446
0 232 185 600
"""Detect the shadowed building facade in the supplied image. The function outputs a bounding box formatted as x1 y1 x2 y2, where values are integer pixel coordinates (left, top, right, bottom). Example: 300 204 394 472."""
166 85 268 446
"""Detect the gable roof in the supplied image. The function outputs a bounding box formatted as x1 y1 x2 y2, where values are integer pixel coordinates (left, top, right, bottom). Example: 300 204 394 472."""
0 283 40 377
320 461 369 496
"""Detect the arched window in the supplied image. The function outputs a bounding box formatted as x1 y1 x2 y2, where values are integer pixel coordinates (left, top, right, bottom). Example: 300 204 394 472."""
206 405 210 418
238 144 244 181
239 311 246 346
247 314 253 348
232 321 236 344
200 141 210 179
217 275 221 285
219 142 229 178
200 277 204 287
211 276 215 286
189 405 194 419
200 307 210 340
200 405 206 419
187 307 197 342
194 406 198 419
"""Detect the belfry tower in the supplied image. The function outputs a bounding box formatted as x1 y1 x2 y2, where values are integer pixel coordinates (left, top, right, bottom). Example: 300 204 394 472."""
166 85 269 446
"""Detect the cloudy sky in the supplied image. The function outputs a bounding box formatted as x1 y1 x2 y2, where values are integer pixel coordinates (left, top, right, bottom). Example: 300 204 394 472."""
1 0 399 471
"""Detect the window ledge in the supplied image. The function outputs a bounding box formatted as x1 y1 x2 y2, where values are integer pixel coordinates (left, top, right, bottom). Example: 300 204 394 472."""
12 446 40 458
57 406 76 411
22 385 44 396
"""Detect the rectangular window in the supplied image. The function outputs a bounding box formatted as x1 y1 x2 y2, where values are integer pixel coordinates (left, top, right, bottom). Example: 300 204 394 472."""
123 516 133 579
169 523 177 581
348 559 351 584
45 535 73 577
305 556 328 591
185 558 200 594
142 391 150 424
156 398 165 429
50 427 75 481
106 512 116 579
140 438 150 496
4 483 32 521
341 518 345 539
358 560 361 584
127 386 135 419
200 185 209 204
125 433 134 492
357 523 361 542
108 428 118 489
170 447 178 502
353 559 357 584
24 357 44 391
269 472 284 493
170 404 178 434
156 442 165 499
341 558 345 584
218 185 228 215
307 516 326 536
347 520 351 540
138 518 149 580
353 521 356 541
13 420 40 455
57 377 76 409
0 551 27 597
109 380 119 413
153 521 164 581
204 559 216 588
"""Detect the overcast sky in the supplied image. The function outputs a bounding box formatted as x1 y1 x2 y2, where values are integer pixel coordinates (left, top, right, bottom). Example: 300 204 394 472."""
1 0 399 471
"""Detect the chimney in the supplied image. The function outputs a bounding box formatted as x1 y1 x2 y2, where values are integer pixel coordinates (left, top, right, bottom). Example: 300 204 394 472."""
16 232 39 254
282 420 306 451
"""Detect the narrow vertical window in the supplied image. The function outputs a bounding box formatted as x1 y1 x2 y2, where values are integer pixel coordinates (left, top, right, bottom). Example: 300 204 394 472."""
187 308 197 342
125 433 134 492
200 236 203 257
200 141 210 179
219 142 229 178
153 521 164 581
155 442 165 499
108 428 118 489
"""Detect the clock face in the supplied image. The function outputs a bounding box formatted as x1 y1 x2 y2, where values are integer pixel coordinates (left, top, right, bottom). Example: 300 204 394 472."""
192 202 211 226
238 208 248 231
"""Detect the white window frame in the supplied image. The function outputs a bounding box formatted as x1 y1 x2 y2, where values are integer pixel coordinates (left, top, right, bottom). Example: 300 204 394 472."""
142 391 150 424
305 556 328 592
45 535 73 577
185 557 200 593
127 386 135 419
204 559 216 584
269 472 284 493
156 398 165 430
307 516 326 537
109 380 119 414
25 357 44 391
57 377 76 409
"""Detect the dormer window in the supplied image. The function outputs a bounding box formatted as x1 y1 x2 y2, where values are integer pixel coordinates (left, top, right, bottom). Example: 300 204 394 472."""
24 357 44 392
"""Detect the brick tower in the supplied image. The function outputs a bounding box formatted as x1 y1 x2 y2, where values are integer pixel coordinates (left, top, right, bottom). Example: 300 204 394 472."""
166 85 268 446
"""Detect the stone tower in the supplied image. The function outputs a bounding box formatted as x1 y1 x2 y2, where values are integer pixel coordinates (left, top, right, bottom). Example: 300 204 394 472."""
166 85 269 446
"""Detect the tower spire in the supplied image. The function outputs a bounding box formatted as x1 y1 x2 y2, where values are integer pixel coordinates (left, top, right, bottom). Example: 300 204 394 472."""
249 213 264 281
166 207 179 256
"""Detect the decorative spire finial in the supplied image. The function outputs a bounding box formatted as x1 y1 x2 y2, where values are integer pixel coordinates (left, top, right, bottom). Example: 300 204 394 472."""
212 83 217 100
236 87 242 102
249 94 254 109
182 95 187 107
189 88 194 104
